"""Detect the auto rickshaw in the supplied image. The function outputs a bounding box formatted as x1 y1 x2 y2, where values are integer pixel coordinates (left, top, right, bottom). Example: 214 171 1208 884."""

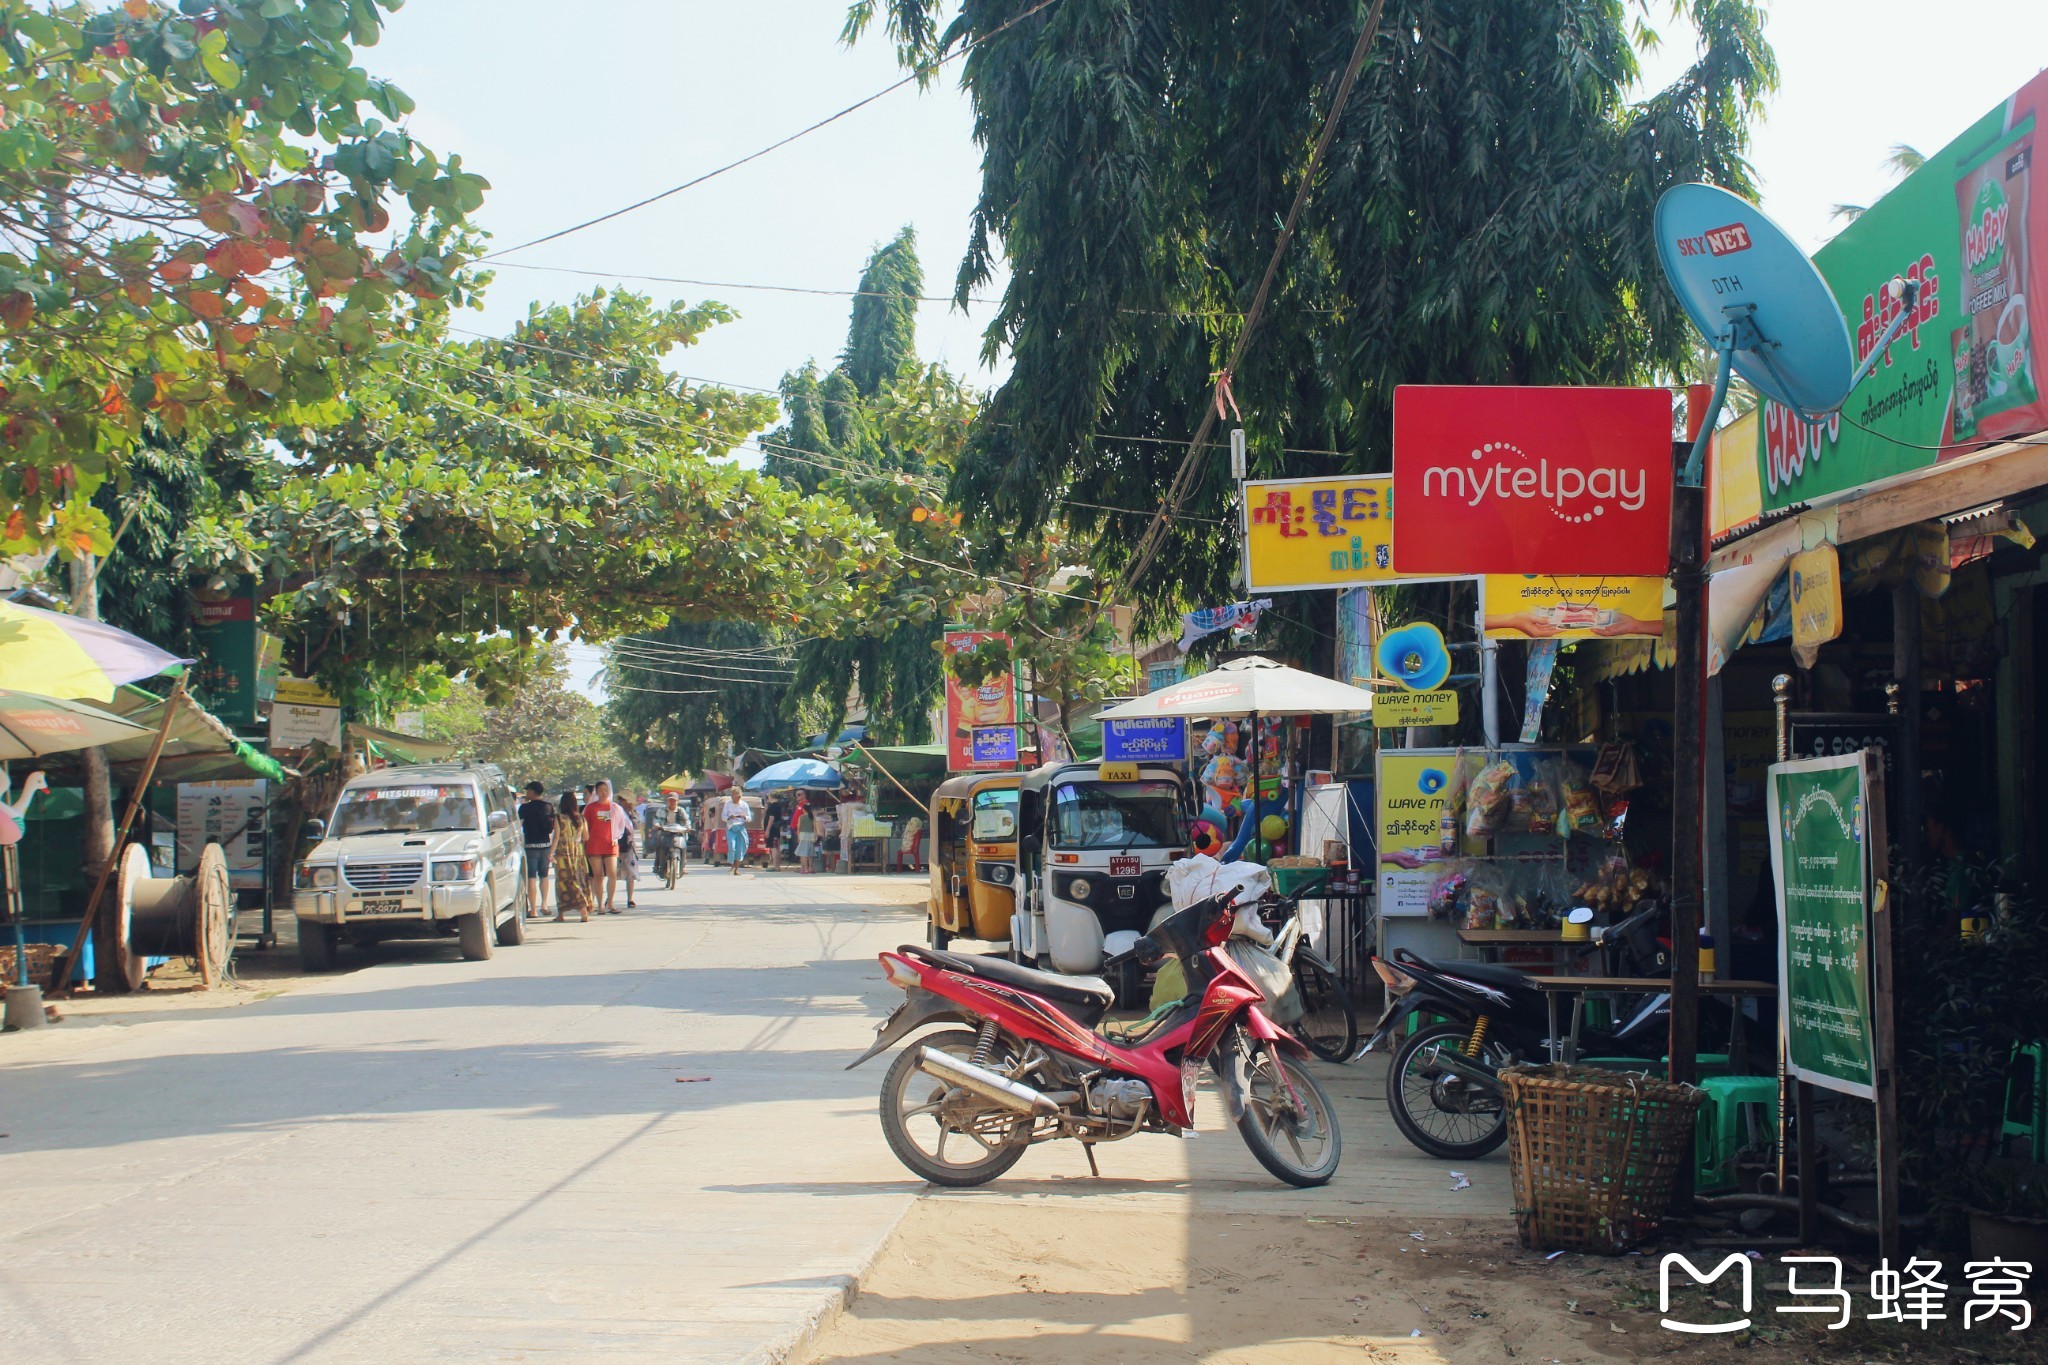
926 773 1021 948
1011 761 1194 991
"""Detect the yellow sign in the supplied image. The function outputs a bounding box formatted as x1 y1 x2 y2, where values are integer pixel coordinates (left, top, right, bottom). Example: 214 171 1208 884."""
272 676 339 708
1098 761 1140 782
1789 544 1843 656
1371 689 1459 729
1242 476 1455 593
1375 751 1455 918
1481 575 1666 639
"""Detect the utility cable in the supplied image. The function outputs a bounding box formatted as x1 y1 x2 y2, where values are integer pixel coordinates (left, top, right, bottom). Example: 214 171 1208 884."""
482 0 1066 261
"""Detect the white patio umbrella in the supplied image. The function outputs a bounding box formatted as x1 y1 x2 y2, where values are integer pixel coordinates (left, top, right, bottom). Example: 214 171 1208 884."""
1095 656 1377 720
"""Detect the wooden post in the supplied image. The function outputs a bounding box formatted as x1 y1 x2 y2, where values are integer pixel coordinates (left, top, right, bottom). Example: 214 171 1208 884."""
1667 476 1706 1092
51 680 186 994
1891 583 1923 868
1866 747 1901 1260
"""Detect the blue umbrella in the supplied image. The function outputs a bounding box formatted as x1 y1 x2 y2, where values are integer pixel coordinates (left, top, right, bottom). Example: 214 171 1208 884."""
745 757 844 792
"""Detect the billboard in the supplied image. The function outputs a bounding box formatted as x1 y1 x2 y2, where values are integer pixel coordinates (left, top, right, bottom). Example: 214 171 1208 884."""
1392 386 1674 575
1756 72 2048 512
943 630 1016 772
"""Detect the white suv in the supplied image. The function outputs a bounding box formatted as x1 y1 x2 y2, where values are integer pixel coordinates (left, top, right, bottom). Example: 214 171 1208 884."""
293 764 527 971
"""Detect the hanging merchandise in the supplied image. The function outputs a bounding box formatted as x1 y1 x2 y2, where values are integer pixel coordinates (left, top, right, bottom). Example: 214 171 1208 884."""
1520 640 1561 743
1179 599 1273 653
1375 622 1452 691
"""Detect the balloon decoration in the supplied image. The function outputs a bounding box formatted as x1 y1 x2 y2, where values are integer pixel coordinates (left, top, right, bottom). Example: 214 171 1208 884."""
1199 805 1228 831
1250 838 1272 861
1189 819 1225 857
1259 813 1289 843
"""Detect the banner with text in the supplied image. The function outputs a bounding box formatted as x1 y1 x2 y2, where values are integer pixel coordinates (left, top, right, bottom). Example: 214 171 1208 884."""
1376 750 1456 917
1481 575 1667 640
1757 71 2048 512
1767 753 1876 1099
1392 385 1674 576
944 631 1017 773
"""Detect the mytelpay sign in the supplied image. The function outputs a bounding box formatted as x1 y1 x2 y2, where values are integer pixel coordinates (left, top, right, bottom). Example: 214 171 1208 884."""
1102 717 1187 763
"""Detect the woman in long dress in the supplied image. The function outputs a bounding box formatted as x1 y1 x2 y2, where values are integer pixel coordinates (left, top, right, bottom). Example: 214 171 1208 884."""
553 793 592 922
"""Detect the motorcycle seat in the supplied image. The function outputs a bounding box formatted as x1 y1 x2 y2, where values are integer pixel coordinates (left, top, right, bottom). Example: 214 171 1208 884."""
901 944 1116 1009
1423 958 1544 995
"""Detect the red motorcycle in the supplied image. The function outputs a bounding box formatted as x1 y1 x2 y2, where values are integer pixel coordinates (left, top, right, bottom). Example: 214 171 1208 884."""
848 892 1341 1187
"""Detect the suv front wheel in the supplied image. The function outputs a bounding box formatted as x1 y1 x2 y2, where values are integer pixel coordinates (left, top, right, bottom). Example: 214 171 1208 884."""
300 921 338 972
457 909 494 961
496 878 526 947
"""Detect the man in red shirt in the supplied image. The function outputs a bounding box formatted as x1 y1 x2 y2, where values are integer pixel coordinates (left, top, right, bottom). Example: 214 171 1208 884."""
583 779 627 914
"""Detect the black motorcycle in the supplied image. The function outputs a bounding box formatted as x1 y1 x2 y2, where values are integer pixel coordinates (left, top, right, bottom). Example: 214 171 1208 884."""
1362 902 1719 1159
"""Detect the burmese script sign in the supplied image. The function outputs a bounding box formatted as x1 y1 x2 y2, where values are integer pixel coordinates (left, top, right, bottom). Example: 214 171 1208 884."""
1767 753 1876 1098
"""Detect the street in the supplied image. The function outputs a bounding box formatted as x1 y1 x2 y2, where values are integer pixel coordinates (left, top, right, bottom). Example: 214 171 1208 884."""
0 872 1524 1364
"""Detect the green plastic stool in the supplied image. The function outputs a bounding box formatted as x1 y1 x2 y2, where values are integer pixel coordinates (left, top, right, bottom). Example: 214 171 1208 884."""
1694 1075 1779 1194
2003 1042 2045 1162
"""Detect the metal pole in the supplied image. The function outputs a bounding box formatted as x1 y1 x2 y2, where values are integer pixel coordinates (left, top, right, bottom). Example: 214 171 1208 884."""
1772 673 1793 1199
1478 590 1501 748
1891 585 1923 868
1668 476 1706 1092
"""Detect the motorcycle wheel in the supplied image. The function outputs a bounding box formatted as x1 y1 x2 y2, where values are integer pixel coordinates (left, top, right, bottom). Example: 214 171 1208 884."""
1292 956 1358 1064
664 851 679 890
878 1028 1031 1187
1221 1039 1341 1187
1385 1021 1513 1159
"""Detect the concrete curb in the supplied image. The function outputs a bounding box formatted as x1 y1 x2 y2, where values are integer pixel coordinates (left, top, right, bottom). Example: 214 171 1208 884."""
744 1194 920 1365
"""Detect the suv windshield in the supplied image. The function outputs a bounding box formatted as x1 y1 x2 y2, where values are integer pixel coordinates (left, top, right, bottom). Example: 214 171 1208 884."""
331 784 480 838
1050 780 1182 850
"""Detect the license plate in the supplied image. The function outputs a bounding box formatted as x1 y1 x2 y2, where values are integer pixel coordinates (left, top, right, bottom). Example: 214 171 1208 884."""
1110 856 1141 878
356 897 410 916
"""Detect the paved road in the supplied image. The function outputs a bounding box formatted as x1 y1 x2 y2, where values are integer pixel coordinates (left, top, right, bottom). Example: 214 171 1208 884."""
0 872 931 1365
0 871 1507 1364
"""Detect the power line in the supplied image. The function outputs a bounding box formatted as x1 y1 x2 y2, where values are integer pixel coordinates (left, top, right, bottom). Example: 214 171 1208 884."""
481 0 1067 261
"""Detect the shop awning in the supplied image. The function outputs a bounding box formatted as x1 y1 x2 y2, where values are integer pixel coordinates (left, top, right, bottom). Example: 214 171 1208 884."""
37 685 290 784
346 722 458 764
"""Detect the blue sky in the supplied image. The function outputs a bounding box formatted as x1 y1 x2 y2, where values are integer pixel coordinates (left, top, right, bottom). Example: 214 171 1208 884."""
366 2 2048 696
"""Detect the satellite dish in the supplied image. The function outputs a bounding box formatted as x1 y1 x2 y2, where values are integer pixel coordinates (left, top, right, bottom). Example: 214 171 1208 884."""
1655 183 1855 417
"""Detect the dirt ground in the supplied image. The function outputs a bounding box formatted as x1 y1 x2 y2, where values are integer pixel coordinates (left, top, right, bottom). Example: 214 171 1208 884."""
802 1201 2048 1364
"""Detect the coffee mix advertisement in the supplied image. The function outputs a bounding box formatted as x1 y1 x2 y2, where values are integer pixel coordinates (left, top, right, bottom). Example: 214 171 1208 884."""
1758 72 2048 513
942 630 1017 773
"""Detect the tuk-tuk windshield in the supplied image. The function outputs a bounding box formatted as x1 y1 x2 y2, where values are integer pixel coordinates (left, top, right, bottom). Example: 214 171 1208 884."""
970 788 1018 840
1050 780 1182 850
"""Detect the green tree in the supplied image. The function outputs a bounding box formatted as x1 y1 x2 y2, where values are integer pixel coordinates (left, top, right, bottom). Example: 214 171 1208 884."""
422 648 655 795
601 619 801 775
176 289 899 704
0 0 484 561
850 0 1777 617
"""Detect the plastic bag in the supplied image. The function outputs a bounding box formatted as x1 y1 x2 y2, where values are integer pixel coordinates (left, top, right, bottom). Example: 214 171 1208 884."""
1557 762 1601 833
1166 853 1272 912
1464 760 1515 838
1225 939 1301 1022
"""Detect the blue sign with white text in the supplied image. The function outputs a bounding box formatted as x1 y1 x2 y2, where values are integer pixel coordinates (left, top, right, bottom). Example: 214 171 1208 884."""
1103 717 1187 763
972 726 1020 765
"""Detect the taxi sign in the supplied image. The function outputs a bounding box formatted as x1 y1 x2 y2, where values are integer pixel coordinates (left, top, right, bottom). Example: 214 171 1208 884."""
1098 761 1141 782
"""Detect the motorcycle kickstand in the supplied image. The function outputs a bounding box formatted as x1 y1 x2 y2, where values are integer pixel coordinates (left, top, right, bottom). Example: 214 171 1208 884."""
1081 1143 1101 1178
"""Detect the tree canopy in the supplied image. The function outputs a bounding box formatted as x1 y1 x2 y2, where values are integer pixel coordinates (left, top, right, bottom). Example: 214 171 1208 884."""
0 0 484 561
850 0 1777 617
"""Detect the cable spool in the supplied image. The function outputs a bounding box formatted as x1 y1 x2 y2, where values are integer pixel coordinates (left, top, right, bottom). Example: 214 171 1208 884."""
123 843 234 988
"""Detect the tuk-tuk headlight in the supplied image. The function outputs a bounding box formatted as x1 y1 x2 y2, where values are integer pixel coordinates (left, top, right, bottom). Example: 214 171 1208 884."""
1069 876 1092 901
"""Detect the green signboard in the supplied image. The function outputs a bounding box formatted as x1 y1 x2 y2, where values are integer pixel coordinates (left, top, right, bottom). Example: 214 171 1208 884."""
1755 71 2048 513
190 577 257 728
1767 754 1874 1099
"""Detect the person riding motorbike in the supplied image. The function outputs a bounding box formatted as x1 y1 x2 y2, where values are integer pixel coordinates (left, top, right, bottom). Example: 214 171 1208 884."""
649 790 690 881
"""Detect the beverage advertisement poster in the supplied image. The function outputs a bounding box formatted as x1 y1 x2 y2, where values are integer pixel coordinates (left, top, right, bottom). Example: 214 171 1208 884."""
1392 385 1675 576
1480 575 1667 640
177 779 267 890
1767 753 1876 1099
943 630 1016 772
1375 750 1457 918
1757 71 2048 513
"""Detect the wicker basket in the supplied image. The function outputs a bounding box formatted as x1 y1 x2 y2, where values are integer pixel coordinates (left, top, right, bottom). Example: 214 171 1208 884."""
0 942 60 988
1501 1063 1707 1254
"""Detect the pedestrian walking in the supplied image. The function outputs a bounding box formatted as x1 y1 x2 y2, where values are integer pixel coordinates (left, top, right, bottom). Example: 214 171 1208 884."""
616 788 640 908
811 798 840 873
764 797 788 871
718 789 752 876
584 779 627 913
795 796 818 875
517 781 555 918
554 792 592 922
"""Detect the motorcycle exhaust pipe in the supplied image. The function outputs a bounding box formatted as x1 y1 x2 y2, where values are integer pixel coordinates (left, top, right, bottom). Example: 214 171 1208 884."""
1419 1040 1501 1088
918 1046 1058 1116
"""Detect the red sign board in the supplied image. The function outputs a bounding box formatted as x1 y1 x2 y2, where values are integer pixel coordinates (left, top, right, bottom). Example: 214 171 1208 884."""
943 630 1017 772
1392 385 1674 576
